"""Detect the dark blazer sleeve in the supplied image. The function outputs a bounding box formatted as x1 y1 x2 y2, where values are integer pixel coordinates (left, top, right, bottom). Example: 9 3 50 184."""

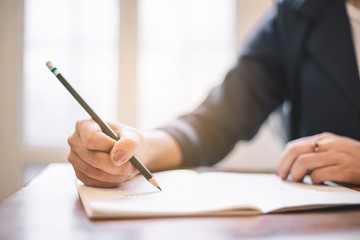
160 4 287 166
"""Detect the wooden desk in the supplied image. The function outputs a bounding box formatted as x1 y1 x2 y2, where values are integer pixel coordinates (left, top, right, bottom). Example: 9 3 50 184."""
1 164 360 240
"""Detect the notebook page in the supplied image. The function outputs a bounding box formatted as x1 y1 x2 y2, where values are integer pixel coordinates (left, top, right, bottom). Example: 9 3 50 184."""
78 170 256 218
201 172 360 213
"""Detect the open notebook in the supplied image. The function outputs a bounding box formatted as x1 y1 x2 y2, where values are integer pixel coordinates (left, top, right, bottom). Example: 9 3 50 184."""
77 170 360 219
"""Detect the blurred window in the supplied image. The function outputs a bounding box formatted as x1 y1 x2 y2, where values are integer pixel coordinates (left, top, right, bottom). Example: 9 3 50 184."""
137 0 237 129
23 0 119 147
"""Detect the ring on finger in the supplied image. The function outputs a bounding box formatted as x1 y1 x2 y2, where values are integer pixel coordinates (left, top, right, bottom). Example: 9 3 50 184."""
311 140 320 152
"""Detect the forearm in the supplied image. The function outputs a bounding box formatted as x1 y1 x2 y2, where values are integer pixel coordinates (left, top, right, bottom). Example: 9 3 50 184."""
153 7 286 167
140 130 183 172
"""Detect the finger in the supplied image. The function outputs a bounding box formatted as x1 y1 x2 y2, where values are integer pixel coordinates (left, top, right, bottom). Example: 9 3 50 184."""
110 129 142 167
77 120 116 152
277 136 318 180
314 136 345 153
310 165 346 184
74 169 119 188
69 132 134 176
107 122 123 133
68 151 132 184
76 146 135 176
289 152 337 182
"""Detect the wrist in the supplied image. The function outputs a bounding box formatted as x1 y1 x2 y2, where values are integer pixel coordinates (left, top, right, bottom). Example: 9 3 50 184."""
139 130 182 172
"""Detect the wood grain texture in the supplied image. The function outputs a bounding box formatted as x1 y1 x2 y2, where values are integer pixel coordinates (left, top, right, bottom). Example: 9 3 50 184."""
0 163 360 240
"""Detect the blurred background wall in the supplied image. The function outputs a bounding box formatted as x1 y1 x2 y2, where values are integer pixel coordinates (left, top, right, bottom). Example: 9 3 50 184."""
0 0 283 201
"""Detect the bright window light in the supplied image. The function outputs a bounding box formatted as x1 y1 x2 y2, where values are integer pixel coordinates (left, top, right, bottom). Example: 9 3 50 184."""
137 0 237 130
23 0 119 147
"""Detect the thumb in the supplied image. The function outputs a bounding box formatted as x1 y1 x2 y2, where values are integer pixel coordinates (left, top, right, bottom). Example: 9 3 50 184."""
110 130 141 167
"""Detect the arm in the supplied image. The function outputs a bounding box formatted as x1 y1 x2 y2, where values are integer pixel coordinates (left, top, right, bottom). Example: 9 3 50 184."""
68 4 287 186
160 5 286 167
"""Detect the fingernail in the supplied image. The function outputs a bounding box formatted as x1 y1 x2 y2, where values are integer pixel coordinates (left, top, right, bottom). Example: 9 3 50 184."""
113 151 126 166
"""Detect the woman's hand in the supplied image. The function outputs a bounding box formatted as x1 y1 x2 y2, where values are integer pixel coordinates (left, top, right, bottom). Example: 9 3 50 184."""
67 119 182 188
67 119 146 188
277 132 360 185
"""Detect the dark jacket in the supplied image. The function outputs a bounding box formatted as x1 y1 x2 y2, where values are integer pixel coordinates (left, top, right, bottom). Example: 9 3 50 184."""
161 0 360 166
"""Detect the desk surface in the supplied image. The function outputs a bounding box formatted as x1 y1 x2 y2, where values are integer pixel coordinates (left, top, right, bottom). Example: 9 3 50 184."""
1 164 360 240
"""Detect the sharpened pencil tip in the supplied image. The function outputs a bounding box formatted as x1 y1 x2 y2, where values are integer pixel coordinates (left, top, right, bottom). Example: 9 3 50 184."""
149 177 161 191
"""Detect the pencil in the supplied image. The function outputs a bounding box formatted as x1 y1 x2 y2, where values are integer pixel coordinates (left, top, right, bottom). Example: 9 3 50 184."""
46 61 161 191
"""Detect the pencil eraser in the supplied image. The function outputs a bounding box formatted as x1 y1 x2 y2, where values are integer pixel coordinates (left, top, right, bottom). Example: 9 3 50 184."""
46 61 54 70
46 61 60 76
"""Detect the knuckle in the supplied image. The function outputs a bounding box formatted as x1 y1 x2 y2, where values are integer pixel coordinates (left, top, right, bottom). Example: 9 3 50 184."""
321 132 333 138
296 155 307 166
67 153 74 164
285 141 299 152
84 133 97 149
121 138 138 151
75 120 84 132
67 135 75 147
334 152 345 161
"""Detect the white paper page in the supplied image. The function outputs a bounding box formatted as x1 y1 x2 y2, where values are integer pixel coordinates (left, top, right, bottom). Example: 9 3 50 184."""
201 172 360 213
78 170 252 217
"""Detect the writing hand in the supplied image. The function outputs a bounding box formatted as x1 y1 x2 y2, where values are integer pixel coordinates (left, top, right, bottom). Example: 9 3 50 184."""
67 119 145 187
